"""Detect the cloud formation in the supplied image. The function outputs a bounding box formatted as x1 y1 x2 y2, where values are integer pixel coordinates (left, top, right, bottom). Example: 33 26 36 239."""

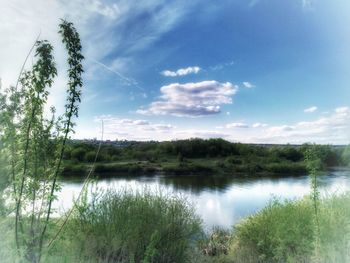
161 66 201 77
75 106 350 144
91 116 175 139
252 122 268 128
242 81 255 88
209 60 234 71
0 0 198 113
138 81 238 117
304 106 317 113
226 123 249 128
252 106 350 144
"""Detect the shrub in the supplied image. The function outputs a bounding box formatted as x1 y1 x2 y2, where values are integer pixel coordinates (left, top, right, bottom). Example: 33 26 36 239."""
66 189 203 263
71 147 87 162
200 227 231 257
230 193 350 263
265 162 307 174
84 151 96 162
231 198 314 262
225 156 242 165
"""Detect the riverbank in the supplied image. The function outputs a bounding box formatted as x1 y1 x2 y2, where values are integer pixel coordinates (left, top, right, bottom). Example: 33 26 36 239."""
61 139 346 178
61 158 308 177
1 190 349 262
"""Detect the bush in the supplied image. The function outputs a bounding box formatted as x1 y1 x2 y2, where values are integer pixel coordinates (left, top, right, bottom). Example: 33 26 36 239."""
199 227 231 257
265 162 307 174
84 151 96 162
230 193 350 263
61 164 87 176
231 198 314 262
66 189 203 263
225 156 242 165
71 147 87 162
163 163 214 175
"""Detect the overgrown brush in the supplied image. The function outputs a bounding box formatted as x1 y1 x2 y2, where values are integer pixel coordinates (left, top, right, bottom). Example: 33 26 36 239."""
229 194 350 263
61 188 203 263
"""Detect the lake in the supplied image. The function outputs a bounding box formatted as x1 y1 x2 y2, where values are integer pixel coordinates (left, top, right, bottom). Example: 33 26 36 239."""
56 169 350 229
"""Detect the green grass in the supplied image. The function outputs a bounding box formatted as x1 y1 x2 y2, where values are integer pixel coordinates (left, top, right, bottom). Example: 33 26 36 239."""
61 188 203 263
227 193 350 263
1 189 350 263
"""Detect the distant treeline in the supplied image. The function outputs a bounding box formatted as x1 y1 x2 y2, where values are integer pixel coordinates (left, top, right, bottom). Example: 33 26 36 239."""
61 139 350 176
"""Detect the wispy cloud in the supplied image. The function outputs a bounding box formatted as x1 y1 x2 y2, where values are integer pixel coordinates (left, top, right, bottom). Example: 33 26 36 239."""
0 0 198 112
89 58 142 90
304 106 317 113
242 81 255 88
226 122 249 128
302 0 315 10
161 66 201 77
209 60 234 71
76 106 350 144
138 80 238 117
252 122 268 128
252 106 350 144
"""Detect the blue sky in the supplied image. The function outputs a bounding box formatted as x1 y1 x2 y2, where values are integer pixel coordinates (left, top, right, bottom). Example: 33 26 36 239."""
1 0 350 143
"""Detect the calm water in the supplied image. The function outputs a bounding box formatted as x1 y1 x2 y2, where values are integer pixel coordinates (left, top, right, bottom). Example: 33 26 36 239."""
55 169 350 229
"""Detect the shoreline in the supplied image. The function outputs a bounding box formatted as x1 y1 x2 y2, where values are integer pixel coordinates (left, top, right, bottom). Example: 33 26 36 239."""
61 159 312 178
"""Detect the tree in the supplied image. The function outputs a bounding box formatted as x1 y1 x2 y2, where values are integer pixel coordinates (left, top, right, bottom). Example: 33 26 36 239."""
0 19 84 262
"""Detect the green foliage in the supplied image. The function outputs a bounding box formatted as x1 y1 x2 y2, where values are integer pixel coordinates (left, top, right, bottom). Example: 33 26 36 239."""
199 227 231 257
0 19 84 262
231 193 350 263
341 145 350 166
229 193 350 263
65 189 202 263
62 140 345 177
317 193 350 262
71 147 86 161
264 162 306 174
231 198 314 262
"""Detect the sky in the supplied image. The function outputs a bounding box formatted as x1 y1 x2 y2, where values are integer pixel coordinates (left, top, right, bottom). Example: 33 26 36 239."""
1 0 350 144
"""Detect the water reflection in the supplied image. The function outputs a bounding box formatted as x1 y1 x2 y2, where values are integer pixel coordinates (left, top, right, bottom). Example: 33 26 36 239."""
55 169 350 229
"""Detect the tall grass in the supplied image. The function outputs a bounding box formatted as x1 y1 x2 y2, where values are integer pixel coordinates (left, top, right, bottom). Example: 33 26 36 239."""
2 185 349 263
228 193 350 263
58 188 203 263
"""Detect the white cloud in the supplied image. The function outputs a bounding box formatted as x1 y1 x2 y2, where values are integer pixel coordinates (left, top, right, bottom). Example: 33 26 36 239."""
242 81 255 88
252 122 268 128
226 123 249 128
175 130 230 139
335 106 348 114
267 125 295 133
161 66 201 77
304 106 317 113
89 115 176 140
0 0 198 115
252 107 350 144
86 0 121 19
138 80 238 117
209 60 234 71
76 106 350 144
302 0 315 10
